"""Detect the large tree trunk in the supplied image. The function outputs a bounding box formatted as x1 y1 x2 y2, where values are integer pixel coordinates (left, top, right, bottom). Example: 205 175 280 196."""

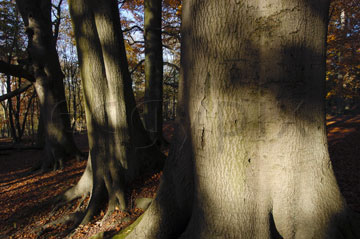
62 0 164 226
143 0 164 145
126 0 360 238
16 0 81 170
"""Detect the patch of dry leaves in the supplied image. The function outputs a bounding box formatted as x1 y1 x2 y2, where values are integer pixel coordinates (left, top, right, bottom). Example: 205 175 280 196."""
0 118 359 238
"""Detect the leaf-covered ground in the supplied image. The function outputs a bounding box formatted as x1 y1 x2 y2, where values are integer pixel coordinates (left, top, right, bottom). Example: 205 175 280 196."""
0 117 359 239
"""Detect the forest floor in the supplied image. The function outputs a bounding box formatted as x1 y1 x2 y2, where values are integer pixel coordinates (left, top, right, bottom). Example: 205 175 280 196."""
0 116 359 239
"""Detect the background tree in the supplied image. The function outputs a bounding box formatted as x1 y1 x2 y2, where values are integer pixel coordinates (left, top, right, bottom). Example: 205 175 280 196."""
15 0 82 170
143 0 164 144
60 42 85 132
124 0 360 238
121 0 181 126
0 0 31 143
47 0 164 230
56 3 86 133
6 78 36 142
326 0 360 114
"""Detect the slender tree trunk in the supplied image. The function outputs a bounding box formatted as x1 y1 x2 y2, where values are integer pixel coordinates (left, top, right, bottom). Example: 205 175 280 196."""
16 0 82 170
172 76 176 120
30 97 35 142
36 110 45 147
67 77 72 116
0 101 8 138
72 79 77 130
19 91 36 139
77 82 84 131
126 0 360 238
143 0 164 144
14 78 22 140
6 75 18 142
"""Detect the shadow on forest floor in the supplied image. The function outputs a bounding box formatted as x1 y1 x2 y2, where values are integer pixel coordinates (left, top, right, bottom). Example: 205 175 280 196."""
327 114 360 211
0 119 359 238
0 131 163 239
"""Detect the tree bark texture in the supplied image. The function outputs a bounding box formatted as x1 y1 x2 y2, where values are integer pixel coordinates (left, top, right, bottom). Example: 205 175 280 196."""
143 0 164 144
126 0 360 238
66 0 164 225
16 0 81 170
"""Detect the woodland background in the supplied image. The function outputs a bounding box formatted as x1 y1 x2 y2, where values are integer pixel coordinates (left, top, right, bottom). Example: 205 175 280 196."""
0 0 359 142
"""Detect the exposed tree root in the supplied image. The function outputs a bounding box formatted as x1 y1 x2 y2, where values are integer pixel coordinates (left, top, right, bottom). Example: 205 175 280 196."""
30 157 64 173
38 155 131 238
33 159 94 238
49 194 88 219
30 150 85 173
36 211 83 238
48 215 77 238
34 192 91 239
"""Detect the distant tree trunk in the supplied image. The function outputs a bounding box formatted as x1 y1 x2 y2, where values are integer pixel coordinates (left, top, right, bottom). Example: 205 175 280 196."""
60 0 164 226
14 78 22 140
143 0 164 144
30 97 35 141
36 111 45 147
0 101 9 138
16 0 81 170
6 75 18 142
126 0 360 238
172 76 176 120
19 91 36 139
67 79 72 116
72 80 77 130
77 83 84 130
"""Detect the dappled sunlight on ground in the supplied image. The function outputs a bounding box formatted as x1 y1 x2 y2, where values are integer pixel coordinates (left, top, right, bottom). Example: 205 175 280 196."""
0 133 162 239
326 115 360 212
0 118 359 238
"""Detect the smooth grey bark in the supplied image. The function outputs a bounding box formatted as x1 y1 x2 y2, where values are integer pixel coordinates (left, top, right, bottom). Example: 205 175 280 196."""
62 0 164 226
126 0 360 238
143 0 164 144
16 0 81 170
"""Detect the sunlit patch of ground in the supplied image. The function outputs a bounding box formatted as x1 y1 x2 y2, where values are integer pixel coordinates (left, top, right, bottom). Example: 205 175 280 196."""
0 118 359 238
0 134 88 239
326 115 360 212
326 115 360 144
0 132 162 239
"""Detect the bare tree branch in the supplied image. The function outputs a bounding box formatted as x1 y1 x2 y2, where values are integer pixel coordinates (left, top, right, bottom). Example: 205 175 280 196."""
52 0 64 42
162 30 180 41
127 40 145 46
164 62 180 71
123 25 144 33
130 59 145 75
0 80 33 102
0 60 35 82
